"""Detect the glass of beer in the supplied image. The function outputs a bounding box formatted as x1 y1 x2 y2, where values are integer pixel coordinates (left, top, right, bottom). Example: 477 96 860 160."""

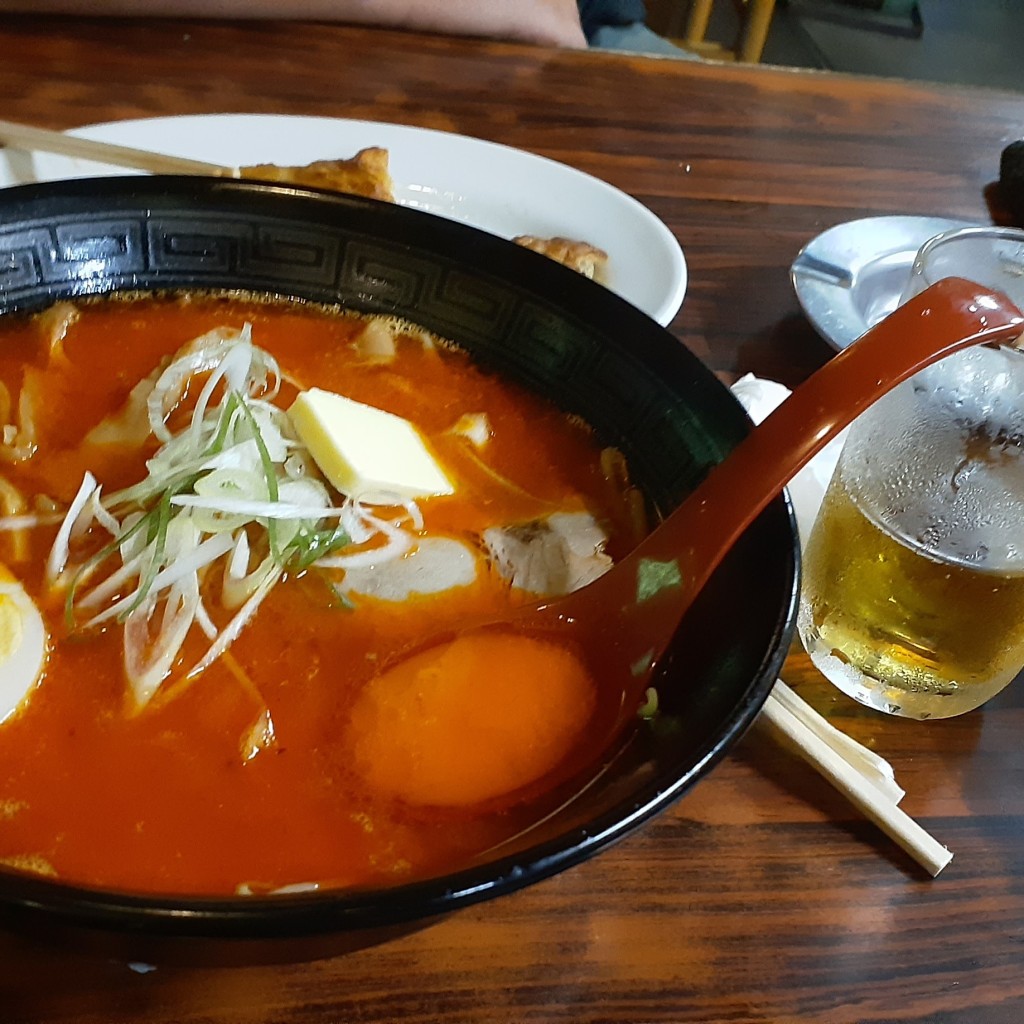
797 227 1024 719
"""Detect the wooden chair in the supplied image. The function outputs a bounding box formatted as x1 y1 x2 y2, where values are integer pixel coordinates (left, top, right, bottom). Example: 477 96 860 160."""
669 0 778 63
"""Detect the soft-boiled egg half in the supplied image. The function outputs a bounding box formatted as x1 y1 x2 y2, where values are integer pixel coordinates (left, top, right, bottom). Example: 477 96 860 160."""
0 565 47 723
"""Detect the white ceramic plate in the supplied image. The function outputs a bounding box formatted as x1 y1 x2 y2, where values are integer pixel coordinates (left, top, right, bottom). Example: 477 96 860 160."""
0 113 687 327
790 214 977 350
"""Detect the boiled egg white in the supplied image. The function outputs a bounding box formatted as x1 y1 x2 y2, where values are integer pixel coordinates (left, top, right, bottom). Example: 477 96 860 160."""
0 565 47 724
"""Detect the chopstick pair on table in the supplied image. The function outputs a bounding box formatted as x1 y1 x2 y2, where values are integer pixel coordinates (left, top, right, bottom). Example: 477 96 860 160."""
761 682 952 876
0 117 240 177
0 117 953 878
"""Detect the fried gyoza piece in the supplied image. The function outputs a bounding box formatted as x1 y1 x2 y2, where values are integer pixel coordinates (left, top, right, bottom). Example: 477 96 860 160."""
512 234 609 281
240 146 394 202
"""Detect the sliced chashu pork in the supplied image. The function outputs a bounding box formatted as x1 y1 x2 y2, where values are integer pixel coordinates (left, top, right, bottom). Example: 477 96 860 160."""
481 511 612 596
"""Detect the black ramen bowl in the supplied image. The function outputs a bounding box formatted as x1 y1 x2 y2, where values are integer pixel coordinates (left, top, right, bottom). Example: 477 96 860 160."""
0 176 798 962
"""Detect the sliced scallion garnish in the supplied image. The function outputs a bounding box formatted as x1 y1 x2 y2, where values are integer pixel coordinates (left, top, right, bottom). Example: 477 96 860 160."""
46 325 419 711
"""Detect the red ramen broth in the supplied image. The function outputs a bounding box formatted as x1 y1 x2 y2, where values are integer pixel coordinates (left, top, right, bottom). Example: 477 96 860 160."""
0 294 635 896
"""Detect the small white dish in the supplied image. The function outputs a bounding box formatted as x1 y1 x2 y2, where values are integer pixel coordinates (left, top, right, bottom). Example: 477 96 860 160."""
790 215 977 350
0 113 687 327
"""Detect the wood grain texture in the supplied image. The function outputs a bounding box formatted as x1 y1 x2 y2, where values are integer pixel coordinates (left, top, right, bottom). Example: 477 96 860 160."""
2 15 1024 1023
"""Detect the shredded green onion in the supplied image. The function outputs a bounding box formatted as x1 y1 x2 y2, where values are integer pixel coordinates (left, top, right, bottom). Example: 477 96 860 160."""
236 396 282 562
46 325 419 710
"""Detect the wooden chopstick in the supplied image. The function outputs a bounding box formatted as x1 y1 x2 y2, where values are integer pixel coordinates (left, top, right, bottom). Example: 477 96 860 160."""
0 118 238 177
761 684 953 877
770 680 905 805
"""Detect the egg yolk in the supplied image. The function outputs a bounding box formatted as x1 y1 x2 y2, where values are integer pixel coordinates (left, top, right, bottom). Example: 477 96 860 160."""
347 632 596 807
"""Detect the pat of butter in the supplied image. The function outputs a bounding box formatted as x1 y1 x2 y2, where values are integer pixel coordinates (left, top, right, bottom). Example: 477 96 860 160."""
289 388 454 500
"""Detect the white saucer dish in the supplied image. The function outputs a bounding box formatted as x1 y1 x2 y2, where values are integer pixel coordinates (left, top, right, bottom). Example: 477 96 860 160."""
791 215 977 350
0 113 687 327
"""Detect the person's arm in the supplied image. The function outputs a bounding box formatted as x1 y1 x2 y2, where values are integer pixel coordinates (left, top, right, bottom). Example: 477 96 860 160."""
0 0 589 48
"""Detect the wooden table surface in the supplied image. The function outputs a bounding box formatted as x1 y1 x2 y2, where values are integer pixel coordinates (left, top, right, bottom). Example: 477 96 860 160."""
2 15 1024 1024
